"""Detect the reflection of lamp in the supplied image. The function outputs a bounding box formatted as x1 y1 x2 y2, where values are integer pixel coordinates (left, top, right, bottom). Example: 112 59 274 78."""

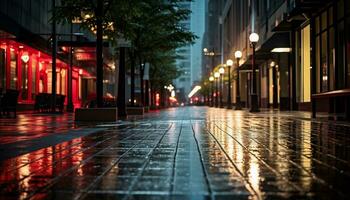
21 54 29 63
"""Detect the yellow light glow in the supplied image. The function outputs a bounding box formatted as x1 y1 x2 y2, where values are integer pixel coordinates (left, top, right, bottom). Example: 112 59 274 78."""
219 67 225 74
188 85 202 98
214 72 220 78
226 59 234 66
234 51 242 59
271 48 292 53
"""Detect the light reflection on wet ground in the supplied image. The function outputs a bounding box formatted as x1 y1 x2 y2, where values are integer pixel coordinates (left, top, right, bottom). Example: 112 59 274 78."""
0 107 349 199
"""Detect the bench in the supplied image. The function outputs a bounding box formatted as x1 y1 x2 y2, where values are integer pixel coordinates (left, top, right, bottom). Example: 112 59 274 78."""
34 93 66 113
0 89 19 118
312 89 350 119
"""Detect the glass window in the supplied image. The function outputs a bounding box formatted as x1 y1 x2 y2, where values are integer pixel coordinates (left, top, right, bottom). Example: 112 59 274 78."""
338 0 344 20
21 57 28 100
329 7 333 26
347 17 350 87
329 27 335 90
301 25 311 102
321 11 328 31
321 32 328 92
316 36 321 93
316 16 320 34
31 57 37 99
10 50 17 90
0 49 5 89
337 21 345 88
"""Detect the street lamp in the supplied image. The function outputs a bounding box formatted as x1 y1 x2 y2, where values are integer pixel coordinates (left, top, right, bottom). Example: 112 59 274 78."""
219 67 225 108
209 76 215 107
234 51 242 110
226 59 233 109
203 48 208 53
249 33 260 112
214 72 220 107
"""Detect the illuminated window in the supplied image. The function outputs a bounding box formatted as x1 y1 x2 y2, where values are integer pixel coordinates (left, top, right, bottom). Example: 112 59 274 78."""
300 25 311 102
10 50 17 89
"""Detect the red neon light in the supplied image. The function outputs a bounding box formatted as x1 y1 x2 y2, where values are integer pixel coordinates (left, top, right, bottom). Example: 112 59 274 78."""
156 93 160 106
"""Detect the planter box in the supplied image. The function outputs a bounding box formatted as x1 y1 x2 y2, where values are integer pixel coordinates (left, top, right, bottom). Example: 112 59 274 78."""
127 107 144 115
75 108 118 121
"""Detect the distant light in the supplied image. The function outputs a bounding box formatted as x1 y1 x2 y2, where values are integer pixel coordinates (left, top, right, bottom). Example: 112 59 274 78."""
270 61 276 67
214 72 220 78
19 45 24 49
203 48 208 53
21 54 29 63
226 59 234 66
188 85 202 98
235 51 242 59
73 32 84 36
171 90 176 97
271 48 292 53
209 76 214 82
219 67 225 74
249 33 259 43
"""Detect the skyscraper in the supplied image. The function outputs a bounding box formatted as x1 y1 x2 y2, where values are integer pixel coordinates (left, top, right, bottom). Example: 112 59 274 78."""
175 1 205 99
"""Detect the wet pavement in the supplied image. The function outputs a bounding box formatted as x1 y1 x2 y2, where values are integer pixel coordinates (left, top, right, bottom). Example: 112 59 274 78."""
0 107 350 199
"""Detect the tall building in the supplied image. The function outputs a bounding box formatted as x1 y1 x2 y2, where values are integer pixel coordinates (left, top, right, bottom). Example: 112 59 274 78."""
0 0 115 110
204 0 350 119
175 1 205 98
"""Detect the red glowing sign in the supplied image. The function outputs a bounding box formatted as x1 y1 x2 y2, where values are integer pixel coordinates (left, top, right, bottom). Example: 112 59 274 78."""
75 52 95 61
156 93 160 106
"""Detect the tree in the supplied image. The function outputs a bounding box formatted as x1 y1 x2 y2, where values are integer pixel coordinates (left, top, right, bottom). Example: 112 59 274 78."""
54 0 196 111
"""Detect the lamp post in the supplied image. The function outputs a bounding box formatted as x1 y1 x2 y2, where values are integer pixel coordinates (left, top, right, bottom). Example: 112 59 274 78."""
219 67 225 108
209 76 214 107
214 72 220 107
226 59 233 109
234 51 242 110
249 33 260 112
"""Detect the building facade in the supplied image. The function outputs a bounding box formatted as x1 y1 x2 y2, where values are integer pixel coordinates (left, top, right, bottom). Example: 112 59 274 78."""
0 0 115 110
204 0 350 118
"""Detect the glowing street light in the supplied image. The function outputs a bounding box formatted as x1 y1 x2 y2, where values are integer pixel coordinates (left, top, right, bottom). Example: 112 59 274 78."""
249 33 260 112
219 67 225 107
209 76 214 107
234 51 242 110
226 59 233 109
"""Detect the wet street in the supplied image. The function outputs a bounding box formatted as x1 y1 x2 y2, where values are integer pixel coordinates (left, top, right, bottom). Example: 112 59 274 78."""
0 107 350 200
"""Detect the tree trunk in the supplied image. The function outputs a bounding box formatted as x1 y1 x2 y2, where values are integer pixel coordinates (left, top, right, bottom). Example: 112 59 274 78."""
96 0 104 108
139 61 144 106
117 47 127 118
130 50 135 106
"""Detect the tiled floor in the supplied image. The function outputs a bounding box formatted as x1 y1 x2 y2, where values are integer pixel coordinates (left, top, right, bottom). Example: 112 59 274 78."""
0 107 349 199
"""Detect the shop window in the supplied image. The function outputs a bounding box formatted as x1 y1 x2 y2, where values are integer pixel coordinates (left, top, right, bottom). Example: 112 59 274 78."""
0 49 5 89
61 69 66 95
10 50 17 90
316 36 321 93
329 27 335 90
21 56 29 100
321 32 328 92
301 25 311 102
31 57 37 99
315 16 320 35
337 21 345 88
329 7 333 26
347 17 350 87
321 11 327 31
338 0 344 20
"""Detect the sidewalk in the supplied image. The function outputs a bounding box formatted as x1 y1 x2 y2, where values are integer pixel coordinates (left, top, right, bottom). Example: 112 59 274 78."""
0 107 349 199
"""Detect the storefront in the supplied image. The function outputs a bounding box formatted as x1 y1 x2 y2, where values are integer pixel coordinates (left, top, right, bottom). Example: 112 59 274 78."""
0 39 92 109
